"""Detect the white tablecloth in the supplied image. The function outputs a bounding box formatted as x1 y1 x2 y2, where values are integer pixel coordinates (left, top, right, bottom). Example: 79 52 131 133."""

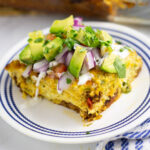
0 14 149 150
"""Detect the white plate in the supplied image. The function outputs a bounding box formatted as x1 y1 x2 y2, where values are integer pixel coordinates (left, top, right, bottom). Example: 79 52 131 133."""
0 22 149 144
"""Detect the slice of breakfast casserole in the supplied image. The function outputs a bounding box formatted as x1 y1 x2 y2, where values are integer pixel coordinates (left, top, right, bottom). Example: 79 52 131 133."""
5 16 142 121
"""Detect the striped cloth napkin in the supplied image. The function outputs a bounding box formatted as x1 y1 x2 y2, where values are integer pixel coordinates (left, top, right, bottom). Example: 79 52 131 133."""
96 118 150 150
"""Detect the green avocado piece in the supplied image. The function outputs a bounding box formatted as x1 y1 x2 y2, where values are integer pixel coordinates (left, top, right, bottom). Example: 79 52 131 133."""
68 46 87 78
75 29 85 44
28 30 45 61
100 53 117 73
43 37 63 61
96 30 112 42
50 15 74 34
19 45 34 65
75 28 99 47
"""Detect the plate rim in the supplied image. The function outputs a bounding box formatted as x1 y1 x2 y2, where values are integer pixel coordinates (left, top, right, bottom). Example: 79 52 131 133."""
0 21 150 144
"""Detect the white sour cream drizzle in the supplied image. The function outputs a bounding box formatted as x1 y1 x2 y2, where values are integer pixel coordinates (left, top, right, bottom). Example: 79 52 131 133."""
34 72 46 100
111 43 129 59
78 72 93 85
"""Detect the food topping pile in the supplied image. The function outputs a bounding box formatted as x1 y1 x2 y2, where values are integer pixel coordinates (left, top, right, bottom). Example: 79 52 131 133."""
19 15 134 93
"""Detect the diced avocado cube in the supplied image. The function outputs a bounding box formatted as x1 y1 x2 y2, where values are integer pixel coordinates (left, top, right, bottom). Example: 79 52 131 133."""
29 30 44 40
75 28 99 47
101 46 113 57
68 46 87 78
75 29 85 44
50 15 74 34
28 30 45 61
19 45 34 64
66 27 78 39
96 30 112 42
100 53 117 73
43 37 63 61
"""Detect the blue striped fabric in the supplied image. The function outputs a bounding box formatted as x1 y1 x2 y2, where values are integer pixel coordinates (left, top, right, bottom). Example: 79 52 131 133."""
96 118 150 150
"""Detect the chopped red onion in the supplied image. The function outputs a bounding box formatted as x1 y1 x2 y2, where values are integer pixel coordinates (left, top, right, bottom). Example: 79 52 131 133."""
74 17 83 26
85 51 96 70
80 62 88 75
33 59 49 73
92 48 102 66
55 47 68 63
57 72 74 93
65 52 73 66
22 65 32 78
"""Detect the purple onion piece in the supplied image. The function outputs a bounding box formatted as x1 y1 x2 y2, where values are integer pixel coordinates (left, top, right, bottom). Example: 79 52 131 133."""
80 62 88 75
57 72 74 93
74 17 83 26
36 64 49 72
22 65 32 78
92 48 101 66
65 52 73 66
85 51 96 70
33 59 49 73
55 47 69 63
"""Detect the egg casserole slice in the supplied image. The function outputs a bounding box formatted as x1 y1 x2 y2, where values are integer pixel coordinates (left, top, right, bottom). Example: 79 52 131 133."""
5 50 142 121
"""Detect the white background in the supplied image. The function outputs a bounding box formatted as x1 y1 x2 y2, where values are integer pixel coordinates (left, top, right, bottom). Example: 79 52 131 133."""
0 14 150 150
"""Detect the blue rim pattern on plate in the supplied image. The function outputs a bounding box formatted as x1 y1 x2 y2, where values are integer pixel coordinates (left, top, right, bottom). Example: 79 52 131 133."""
0 27 150 138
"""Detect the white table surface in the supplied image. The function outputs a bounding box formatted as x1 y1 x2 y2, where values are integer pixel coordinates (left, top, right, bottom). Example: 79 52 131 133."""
0 14 150 150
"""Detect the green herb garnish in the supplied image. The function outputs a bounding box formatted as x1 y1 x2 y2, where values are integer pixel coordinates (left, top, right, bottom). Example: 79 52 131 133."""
120 48 124 52
120 46 132 52
28 38 32 42
86 131 90 134
54 32 64 38
85 26 95 34
34 38 43 43
124 46 132 51
44 47 50 54
99 40 111 47
113 57 126 78
64 38 78 50
66 78 72 84
116 41 122 44
43 40 50 47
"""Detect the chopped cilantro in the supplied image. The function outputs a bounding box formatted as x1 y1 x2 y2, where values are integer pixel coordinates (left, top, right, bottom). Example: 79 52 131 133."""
43 40 50 47
64 38 78 50
113 57 126 78
120 48 124 52
116 41 122 44
99 40 111 47
86 131 90 134
28 38 32 42
66 78 72 84
34 38 43 43
54 32 64 38
124 46 132 51
120 46 132 52
85 26 95 33
44 47 50 54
